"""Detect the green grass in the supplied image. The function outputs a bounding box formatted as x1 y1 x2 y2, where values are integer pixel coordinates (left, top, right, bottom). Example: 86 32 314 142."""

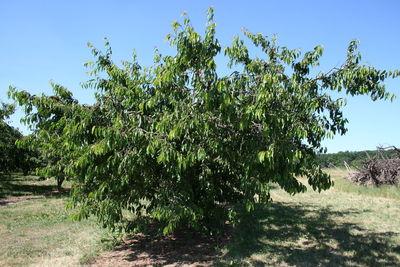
0 175 115 267
1 170 400 266
0 174 57 198
215 169 400 266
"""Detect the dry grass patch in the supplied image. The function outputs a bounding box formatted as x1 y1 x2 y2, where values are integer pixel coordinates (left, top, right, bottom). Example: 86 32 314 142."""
215 170 400 266
0 175 114 267
2 171 400 266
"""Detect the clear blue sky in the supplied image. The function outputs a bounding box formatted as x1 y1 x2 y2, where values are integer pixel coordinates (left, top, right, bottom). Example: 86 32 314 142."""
1 0 399 153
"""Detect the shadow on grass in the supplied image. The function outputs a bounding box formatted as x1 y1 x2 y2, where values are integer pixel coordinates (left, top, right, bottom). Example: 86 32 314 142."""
0 175 69 203
218 202 400 266
94 202 399 266
106 229 228 266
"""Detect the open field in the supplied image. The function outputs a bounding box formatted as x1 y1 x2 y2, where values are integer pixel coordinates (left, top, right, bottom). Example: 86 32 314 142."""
0 170 399 266
215 169 400 266
0 175 115 267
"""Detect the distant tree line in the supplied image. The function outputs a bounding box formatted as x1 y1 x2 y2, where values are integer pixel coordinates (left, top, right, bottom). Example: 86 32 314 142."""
0 102 41 176
317 149 399 168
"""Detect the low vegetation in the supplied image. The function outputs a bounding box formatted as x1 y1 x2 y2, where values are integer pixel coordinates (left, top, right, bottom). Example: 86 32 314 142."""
2 170 398 266
216 168 400 266
0 175 115 267
92 168 400 266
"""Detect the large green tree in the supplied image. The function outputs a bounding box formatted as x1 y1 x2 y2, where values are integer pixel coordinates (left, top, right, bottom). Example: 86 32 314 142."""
9 9 399 234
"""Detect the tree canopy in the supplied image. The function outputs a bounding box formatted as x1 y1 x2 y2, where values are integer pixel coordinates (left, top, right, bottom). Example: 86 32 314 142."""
9 8 399 234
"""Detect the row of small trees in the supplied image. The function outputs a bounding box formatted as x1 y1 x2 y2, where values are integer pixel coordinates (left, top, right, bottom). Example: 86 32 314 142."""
0 103 20 174
7 8 399 234
317 149 399 168
0 103 41 176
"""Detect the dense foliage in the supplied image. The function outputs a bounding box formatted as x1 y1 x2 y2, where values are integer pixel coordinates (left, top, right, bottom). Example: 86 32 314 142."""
9 9 399 234
317 149 399 168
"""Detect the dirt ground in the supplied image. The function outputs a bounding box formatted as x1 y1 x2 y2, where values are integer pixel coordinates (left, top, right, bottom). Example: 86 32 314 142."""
0 195 44 207
92 229 231 267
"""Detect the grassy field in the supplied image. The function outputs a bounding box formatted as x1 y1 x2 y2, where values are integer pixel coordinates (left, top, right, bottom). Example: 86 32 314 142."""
1 170 399 266
216 169 400 266
0 175 115 267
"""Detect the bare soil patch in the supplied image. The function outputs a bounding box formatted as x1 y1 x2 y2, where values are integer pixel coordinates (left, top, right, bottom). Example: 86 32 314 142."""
0 195 44 207
92 228 231 267
0 188 69 207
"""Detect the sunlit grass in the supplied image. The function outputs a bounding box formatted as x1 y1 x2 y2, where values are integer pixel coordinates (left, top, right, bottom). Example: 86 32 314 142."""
215 168 400 266
1 171 400 266
0 175 115 267
0 173 73 199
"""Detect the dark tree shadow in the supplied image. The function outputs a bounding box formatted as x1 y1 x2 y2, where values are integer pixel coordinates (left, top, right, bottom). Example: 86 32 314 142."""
0 175 69 205
98 227 231 266
96 202 399 266
218 202 400 266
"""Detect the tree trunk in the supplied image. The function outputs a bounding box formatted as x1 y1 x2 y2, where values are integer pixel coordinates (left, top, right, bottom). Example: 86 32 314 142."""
56 175 65 191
